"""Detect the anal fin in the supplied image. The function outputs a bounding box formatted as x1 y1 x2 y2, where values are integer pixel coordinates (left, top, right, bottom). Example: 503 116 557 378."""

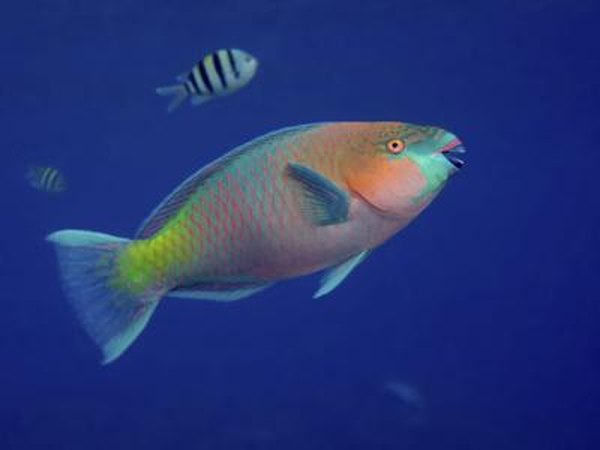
168 281 272 302
191 95 210 105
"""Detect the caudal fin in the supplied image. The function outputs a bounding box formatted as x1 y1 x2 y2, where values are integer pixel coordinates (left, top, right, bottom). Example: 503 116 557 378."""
155 84 189 113
47 230 163 364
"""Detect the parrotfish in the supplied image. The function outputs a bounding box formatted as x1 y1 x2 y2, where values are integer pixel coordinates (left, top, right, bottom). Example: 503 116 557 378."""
47 122 465 363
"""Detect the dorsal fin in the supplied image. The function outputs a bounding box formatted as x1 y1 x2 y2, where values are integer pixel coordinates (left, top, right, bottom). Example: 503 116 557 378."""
135 124 324 239
135 153 239 239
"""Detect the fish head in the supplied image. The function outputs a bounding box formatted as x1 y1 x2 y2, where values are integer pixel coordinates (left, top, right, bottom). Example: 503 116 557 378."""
342 122 465 219
232 48 259 78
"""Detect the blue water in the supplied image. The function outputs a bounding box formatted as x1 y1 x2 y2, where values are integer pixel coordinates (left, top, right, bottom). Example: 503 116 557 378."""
2 1 599 448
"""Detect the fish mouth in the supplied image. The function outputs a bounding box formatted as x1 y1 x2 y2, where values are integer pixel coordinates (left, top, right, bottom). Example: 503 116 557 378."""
440 139 466 169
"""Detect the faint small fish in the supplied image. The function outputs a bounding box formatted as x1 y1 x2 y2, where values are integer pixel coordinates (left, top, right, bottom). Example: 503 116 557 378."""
27 166 66 193
156 48 259 113
385 381 426 425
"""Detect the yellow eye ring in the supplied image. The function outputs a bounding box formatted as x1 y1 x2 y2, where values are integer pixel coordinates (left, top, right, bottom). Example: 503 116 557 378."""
387 139 405 154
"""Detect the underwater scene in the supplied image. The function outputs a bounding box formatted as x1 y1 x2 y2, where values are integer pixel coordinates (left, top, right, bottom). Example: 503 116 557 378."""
2 0 599 448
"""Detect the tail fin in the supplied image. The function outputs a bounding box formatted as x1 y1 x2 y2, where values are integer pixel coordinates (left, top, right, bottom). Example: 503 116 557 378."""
47 230 164 364
155 84 189 113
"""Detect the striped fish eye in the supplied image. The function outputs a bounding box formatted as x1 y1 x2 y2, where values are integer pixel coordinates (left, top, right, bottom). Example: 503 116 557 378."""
386 139 405 154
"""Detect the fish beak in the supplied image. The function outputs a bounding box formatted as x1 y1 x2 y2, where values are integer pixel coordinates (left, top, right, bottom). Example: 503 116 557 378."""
440 139 466 169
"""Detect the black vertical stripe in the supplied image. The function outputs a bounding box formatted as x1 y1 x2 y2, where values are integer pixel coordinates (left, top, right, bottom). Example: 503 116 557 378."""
212 52 228 89
188 71 201 94
41 168 51 188
198 62 214 94
227 49 239 79
47 170 57 189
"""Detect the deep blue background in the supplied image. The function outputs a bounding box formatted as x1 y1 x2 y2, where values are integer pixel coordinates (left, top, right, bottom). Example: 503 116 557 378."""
2 0 599 448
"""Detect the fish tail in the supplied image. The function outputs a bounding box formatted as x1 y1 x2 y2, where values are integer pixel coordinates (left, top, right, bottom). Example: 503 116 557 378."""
155 83 189 113
47 229 165 364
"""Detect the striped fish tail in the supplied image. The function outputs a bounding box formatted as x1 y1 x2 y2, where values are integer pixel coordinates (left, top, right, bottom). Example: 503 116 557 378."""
47 230 167 364
155 83 189 113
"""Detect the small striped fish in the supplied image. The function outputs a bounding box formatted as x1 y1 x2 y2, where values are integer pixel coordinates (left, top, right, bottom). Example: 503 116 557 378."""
156 48 258 113
26 166 66 193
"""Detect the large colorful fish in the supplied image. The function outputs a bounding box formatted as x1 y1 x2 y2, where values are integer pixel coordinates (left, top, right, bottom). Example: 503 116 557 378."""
47 122 465 363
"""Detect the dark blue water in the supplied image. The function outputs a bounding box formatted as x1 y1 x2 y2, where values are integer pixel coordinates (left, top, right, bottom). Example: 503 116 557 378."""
2 1 599 448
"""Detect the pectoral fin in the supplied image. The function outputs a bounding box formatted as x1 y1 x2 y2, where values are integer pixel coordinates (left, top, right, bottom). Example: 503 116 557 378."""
314 250 370 299
287 163 350 226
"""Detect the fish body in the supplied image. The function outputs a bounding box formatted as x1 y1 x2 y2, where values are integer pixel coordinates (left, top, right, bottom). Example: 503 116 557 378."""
384 381 426 425
47 122 465 363
385 381 425 409
156 48 258 113
27 166 66 192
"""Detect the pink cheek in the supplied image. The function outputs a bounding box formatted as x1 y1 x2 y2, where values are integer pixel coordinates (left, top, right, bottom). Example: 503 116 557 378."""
348 157 428 215
391 159 428 201
373 159 427 209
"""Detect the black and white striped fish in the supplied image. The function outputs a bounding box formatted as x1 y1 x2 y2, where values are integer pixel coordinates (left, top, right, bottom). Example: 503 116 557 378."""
26 166 66 193
156 48 259 113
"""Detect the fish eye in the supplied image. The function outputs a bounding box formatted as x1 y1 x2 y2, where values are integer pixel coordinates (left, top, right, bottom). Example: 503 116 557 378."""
386 139 405 154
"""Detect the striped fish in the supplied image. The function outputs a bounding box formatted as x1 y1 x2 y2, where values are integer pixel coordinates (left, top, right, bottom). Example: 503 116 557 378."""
27 166 66 193
156 48 258 113
46 122 466 363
